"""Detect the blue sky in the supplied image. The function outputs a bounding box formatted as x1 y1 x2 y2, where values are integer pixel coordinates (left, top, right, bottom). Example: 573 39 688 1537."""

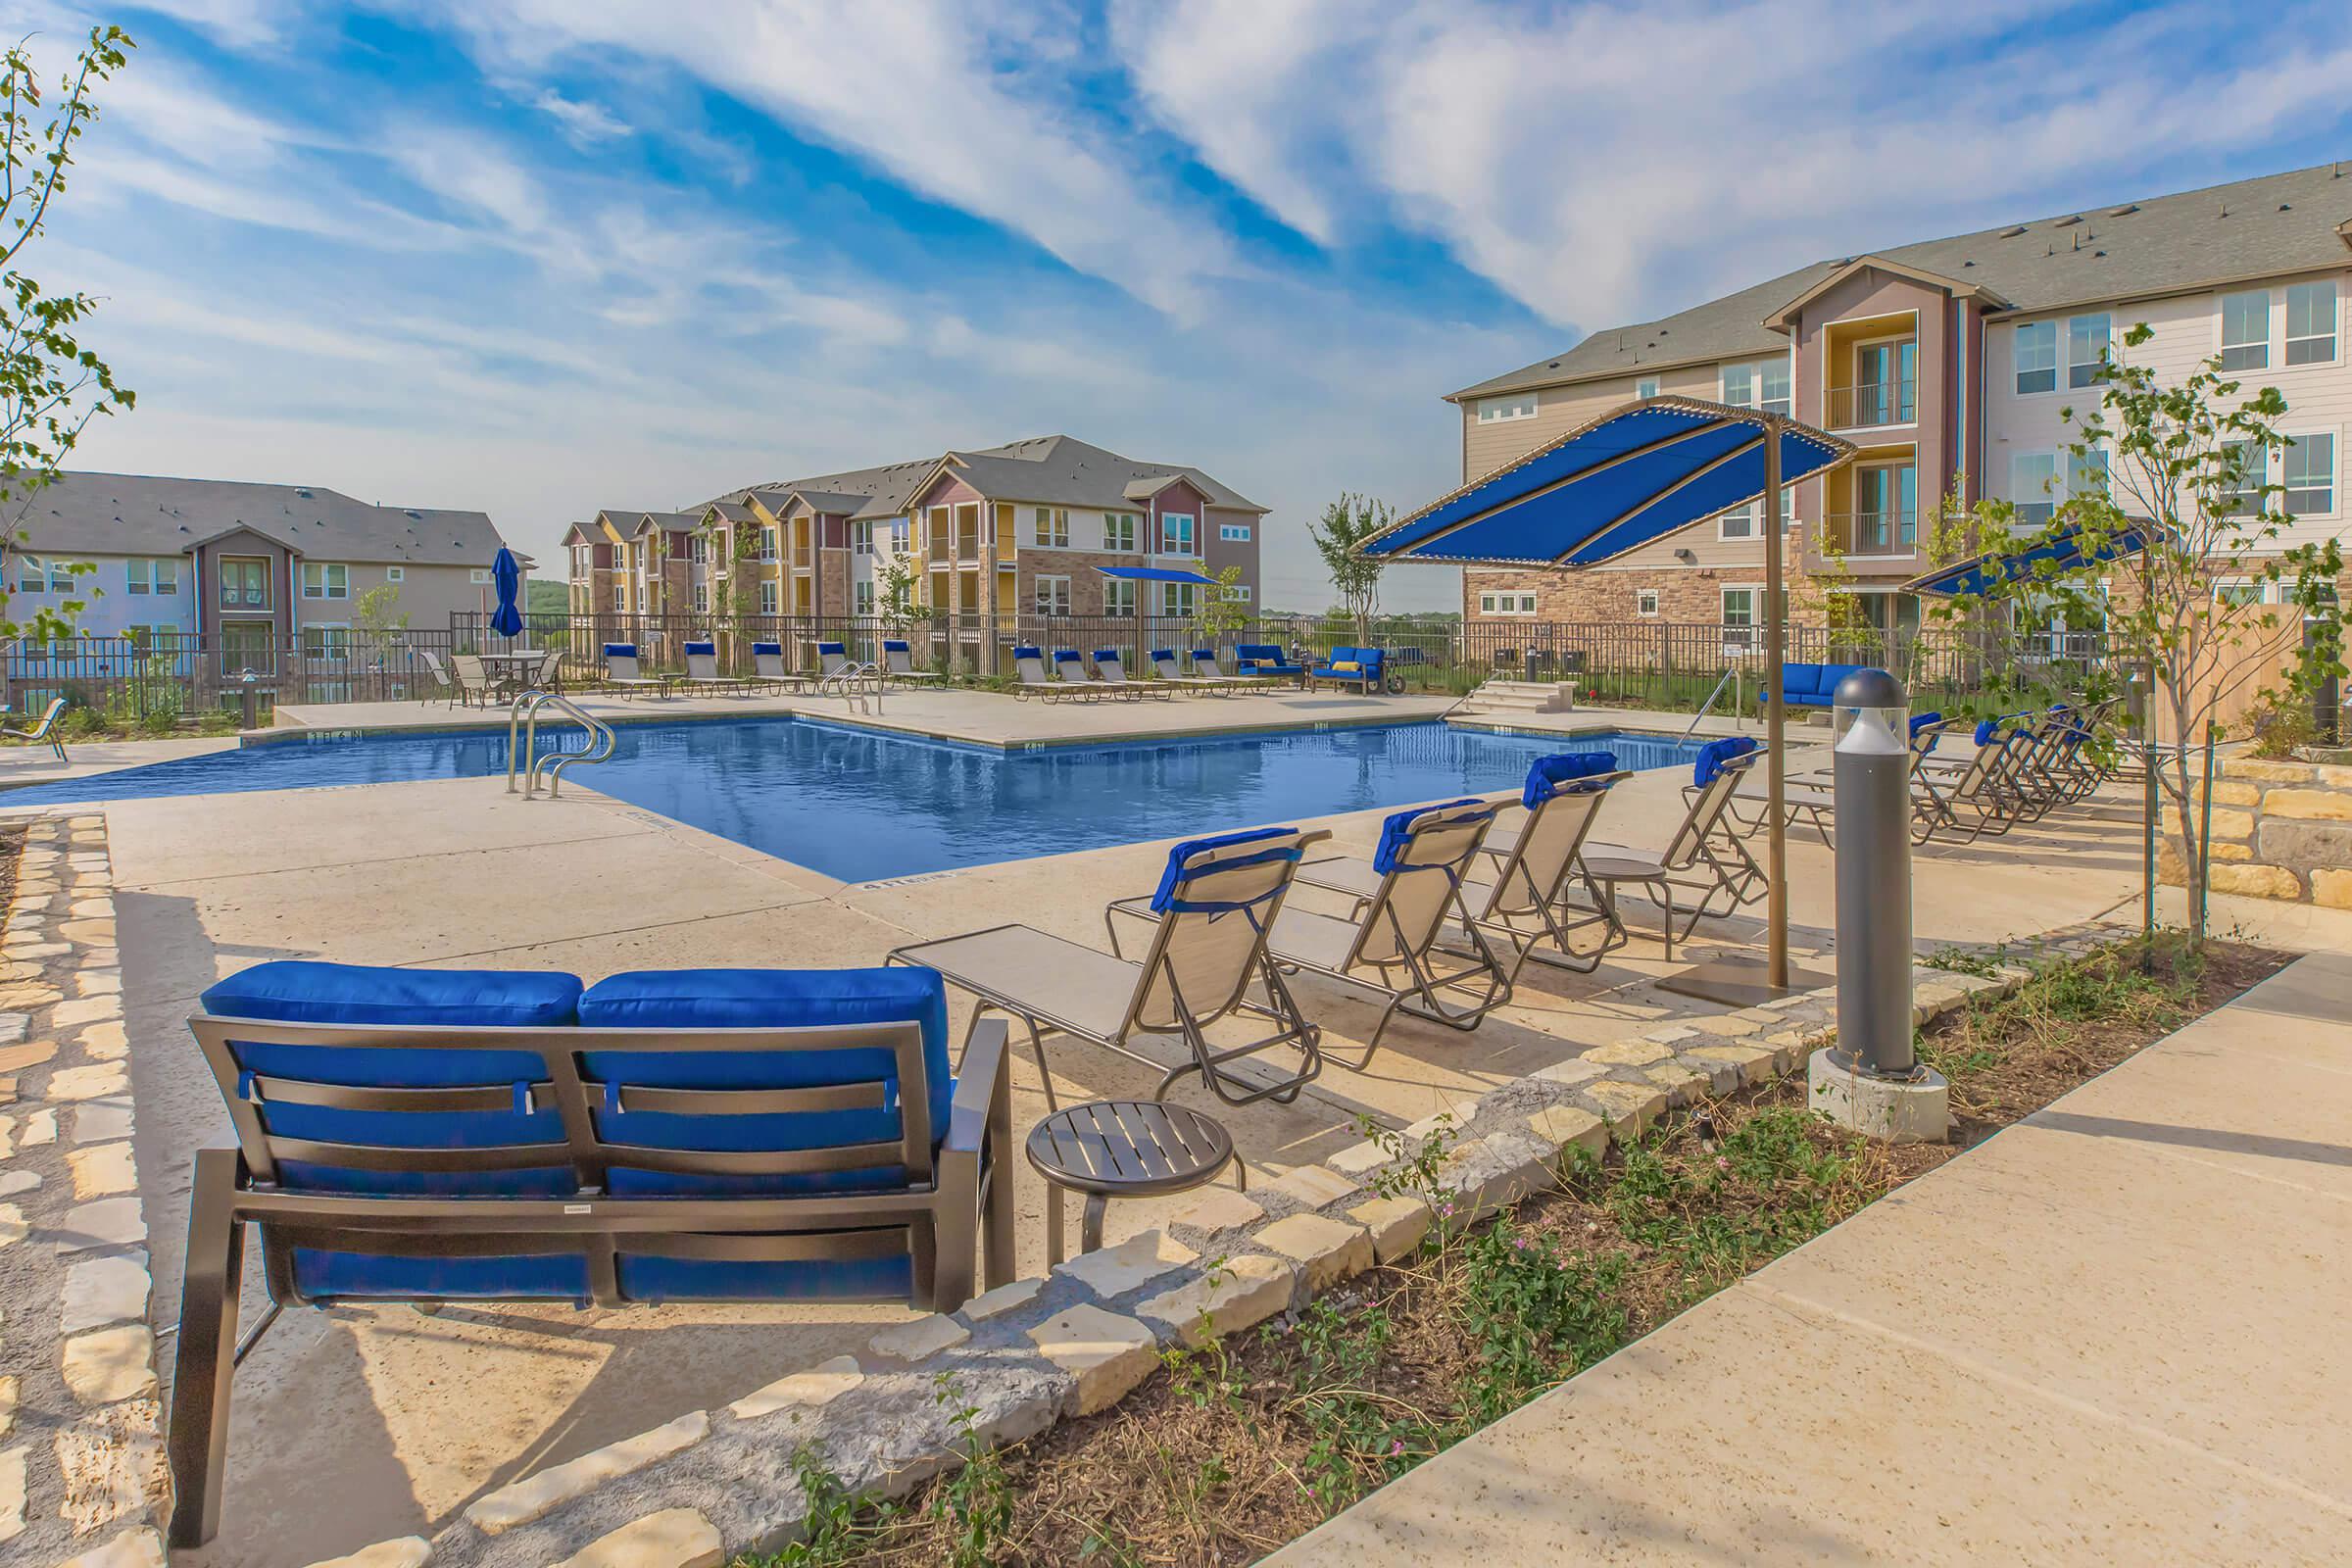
28 0 2352 610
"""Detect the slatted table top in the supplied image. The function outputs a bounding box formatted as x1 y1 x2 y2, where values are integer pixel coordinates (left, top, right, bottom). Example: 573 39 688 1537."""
1024 1100 1236 1198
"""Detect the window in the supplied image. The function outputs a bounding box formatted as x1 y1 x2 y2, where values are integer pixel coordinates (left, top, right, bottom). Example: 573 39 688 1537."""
1721 586 1759 650
852 521 872 556
2214 579 2268 608
1219 522 1252 542
1636 377 1659 399
1103 512 1139 552
2283 432 2336 514
2014 320 2057 394
888 519 909 554
854 580 875 615
759 580 778 614
2286 282 2337 366
127 557 178 595
2067 448 2109 500
1103 579 1137 617
17 554 43 594
1719 486 1790 541
1034 507 1070 548
1478 591 1538 615
1034 574 1072 615
2067 313 2110 389
1476 393 1537 423
302 624 353 660
1636 588 1660 616
386 565 403 583
760 527 778 562
612 585 624 611
688 534 709 564
2010 453 2059 526
2220 289 2270 371
1722 360 1790 414
2220 439 2265 516
301 562 349 599
1223 583 1251 603
470 567 494 585
1158 583 1198 617
220 557 270 609
692 583 710 613
1158 513 1196 556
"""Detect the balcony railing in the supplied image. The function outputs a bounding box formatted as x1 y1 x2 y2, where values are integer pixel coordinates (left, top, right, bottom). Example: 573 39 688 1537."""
1826 378 1917 430
1822 511 1919 557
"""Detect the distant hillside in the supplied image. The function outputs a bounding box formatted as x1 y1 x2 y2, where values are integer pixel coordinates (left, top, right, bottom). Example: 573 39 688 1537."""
526 579 570 617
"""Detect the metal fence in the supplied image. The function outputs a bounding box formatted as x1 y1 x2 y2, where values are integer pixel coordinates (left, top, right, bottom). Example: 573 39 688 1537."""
0 628 466 719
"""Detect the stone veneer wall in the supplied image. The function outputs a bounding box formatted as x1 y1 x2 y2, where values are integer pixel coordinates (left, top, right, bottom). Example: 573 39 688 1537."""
300 922 2127 1568
2164 756 2352 906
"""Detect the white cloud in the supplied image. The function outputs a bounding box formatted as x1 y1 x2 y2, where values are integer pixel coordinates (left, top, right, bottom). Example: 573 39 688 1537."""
530 88 629 147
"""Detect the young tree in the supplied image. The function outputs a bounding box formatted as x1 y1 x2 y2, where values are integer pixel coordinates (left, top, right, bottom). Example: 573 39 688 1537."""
1190 564 1250 649
1309 492 1391 645
1928 322 2349 943
1 25 135 644
355 583 408 637
876 552 918 632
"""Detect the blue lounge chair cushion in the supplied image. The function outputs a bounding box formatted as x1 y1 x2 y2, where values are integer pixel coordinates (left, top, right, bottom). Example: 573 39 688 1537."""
752 641 782 656
1192 648 1214 660
603 643 637 659
884 639 910 652
1093 649 1121 662
1692 735 1759 787
1148 826 1302 914
817 641 845 656
1523 752 1617 808
1012 645 1043 660
199 960 584 1200
1373 800 1488 875
684 640 715 656
1909 710 1942 735
1975 718 2003 745
576 966 952 1198
1151 649 1176 661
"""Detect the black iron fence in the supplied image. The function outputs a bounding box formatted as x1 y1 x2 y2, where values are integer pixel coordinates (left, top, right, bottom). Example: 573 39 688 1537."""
0 628 466 719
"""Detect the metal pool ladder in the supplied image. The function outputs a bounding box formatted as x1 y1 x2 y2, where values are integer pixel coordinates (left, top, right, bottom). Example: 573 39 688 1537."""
506 689 616 799
816 660 884 713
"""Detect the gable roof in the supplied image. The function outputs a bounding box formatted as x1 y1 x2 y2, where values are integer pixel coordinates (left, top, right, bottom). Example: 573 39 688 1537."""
24 471 508 564
701 434 1267 522
1454 161 2352 402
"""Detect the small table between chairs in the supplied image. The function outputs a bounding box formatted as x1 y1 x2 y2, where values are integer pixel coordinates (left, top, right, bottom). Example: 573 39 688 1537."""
1025 1100 1241 1266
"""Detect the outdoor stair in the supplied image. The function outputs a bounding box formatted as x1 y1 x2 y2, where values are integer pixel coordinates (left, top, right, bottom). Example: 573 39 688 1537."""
1453 678 1576 716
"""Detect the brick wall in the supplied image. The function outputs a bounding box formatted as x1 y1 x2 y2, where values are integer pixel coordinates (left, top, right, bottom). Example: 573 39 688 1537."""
2164 756 2352 906
1464 525 1834 628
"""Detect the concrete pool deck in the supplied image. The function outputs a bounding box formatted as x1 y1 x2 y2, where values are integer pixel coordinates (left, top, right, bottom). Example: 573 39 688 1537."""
10 692 2332 1564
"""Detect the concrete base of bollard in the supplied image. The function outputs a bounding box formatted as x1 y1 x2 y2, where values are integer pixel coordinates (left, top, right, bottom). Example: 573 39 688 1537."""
1806 1049 1950 1145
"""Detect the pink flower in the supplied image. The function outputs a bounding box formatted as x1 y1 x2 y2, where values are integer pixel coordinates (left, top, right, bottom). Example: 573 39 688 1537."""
1714 1155 1731 1171
1390 1440 1406 1456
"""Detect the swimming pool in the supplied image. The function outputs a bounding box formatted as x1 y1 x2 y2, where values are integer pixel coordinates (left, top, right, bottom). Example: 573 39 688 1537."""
5 719 1715 882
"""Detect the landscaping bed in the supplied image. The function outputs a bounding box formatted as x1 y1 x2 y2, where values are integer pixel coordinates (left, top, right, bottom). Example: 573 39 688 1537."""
747 934 2286 1568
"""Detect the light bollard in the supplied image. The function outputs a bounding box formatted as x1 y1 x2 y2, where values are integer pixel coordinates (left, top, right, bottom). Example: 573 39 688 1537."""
1807 667 1950 1144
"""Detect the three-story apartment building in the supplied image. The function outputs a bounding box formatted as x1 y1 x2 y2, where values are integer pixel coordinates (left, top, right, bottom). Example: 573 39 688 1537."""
567 435 1268 645
1451 163 2352 638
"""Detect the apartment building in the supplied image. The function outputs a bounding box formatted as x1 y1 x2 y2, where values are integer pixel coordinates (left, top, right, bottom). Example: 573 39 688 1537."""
17 470 517 656
567 435 1267 639
1450 163 2352 639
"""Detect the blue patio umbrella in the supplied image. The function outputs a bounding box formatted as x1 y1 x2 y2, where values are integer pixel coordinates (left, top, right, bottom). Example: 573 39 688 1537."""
1902 517 2161 597
489 546 524 639
1361 396 1857 996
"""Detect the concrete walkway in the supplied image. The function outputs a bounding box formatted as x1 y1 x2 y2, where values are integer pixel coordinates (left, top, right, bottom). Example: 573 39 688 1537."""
1269 951 2352 1565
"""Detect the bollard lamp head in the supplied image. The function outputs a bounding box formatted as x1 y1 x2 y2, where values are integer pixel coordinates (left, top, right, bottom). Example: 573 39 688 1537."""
1833 666 1908 755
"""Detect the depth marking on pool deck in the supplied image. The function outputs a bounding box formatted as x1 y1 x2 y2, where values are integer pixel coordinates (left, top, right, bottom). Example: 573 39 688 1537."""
854 870 965 891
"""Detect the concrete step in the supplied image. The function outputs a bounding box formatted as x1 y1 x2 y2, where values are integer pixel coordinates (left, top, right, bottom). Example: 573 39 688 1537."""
1460 679 1576 714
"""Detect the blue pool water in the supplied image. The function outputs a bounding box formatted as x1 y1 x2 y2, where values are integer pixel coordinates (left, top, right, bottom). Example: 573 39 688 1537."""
6 720 1712 882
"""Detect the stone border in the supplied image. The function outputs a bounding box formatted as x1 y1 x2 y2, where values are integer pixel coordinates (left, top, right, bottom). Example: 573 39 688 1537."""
308 919 2125 1568
0 813 170 1567
2161 755 2352 906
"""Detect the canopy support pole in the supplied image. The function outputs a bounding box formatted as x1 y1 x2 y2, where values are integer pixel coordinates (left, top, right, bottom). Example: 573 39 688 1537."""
1763 416 1789 989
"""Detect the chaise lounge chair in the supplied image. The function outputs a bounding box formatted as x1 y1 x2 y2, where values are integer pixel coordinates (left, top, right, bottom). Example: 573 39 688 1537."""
1009 645 1057 701
3 696 69 760
881 640 945 684
1092 649 1166 700
748 641 804 694
678 639 749 696
1051 648 1111 701
888 826 1331 1107
816 641 858 681
1189 649 1270 691
166 959 1012 1547
1150 650 1227 694
600 643 670 699
1559 738 1767 958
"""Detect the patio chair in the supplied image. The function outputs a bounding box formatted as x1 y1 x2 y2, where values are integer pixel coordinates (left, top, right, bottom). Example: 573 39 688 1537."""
1190 649 1270 690
1150 649 1226 694
531 648 565 692
1760 712 1970 846
600 643 669 699
1092 649 1164 700
1298 753 1633 983
881 640 945 684
1051 648 1110 701
1009 645 1057 701
679 639 748 696
1911 717 2033 844
1566 738 1767 959
449 653 506 708
816 641 858 681
2 696 68 760
166 959 1012 1547
1208 798 1510 1070
749 641 804 694
415 649 459 707
888 825 1331 1107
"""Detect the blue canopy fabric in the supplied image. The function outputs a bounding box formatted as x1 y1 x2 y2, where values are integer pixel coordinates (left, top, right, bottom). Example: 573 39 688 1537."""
1903 518 2161 597
1096 565 1217 584
1362 398 1853 567
489 547 523 638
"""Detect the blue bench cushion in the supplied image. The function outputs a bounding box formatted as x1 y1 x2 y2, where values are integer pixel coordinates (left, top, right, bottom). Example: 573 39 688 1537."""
1524 751 1616 808
1773 662 1873 706
576 966 952 1198
1235 643 1304 673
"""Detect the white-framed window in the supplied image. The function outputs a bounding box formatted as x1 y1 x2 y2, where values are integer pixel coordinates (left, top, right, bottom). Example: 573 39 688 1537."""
1635 376 1659 399
1476 392 1538 423
302 562 349 599
1219 522 1251 542
688 534 709 564
692 583 710 613
2067 448 2109 500
1033 506 1070 548
1721 585 1760 650
1636 587 1660 616
1102 512 1139 552
1721 360 1790 415
2213 578 2269 608
854 580 875 615
386 565 404 583
2220 289 2270 371
2013 320 2058 394
1103 578 1137 617
2221 439 2266 516
470 567 494 585
2282 432 2336 515
2286 282 2337 366
2067 313 2111 389
612 584 624 611
1223 583 1251 603
888 518 909 554
126 557 179 595
852 521 872 556
1478 591 1539 615
760 526 778 562
1158 513 1196 556
759 579 778 614
2011 453 2059 525
302 622 352 659
1034 574 1072 615
1158 582 1199 617
1719 486 1790 541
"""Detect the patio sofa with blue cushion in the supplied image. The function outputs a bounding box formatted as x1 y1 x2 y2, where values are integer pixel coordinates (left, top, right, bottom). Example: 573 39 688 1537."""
1764 662 1874 710
1308 647 1389 694
1233 643 1307 684
165 959 1011 1546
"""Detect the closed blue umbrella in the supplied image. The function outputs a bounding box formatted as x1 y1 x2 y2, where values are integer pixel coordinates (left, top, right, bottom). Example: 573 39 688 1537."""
490 546 524 639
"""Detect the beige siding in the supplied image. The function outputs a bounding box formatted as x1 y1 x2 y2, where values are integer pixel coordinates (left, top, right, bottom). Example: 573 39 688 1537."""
1459 362 1721 483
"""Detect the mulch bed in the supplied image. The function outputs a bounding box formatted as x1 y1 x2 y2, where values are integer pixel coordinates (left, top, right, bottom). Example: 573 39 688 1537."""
756 936 2288 1568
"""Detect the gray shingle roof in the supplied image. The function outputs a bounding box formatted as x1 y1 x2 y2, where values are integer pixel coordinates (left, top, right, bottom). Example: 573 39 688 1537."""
1454 161 2352 402
24 471 508 564
698 434 1266 521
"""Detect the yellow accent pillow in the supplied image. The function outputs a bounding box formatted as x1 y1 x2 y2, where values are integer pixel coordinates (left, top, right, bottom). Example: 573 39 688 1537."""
1331 660 1361 673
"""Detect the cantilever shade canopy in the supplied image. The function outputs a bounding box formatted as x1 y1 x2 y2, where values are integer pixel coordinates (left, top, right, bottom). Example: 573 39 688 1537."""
1096 565 1218 585
1361 398 1854 567
1903 518 2162 597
